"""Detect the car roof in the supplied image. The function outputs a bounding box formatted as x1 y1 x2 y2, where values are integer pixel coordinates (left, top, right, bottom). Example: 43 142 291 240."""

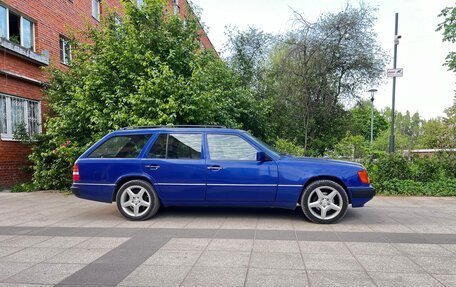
111 126 245 135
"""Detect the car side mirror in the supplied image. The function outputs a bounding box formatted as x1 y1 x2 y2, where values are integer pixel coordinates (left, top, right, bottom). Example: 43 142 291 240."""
256 151 267 162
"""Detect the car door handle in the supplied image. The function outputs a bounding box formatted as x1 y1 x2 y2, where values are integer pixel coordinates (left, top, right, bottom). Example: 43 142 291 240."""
207 165 222 171
145 164 160 170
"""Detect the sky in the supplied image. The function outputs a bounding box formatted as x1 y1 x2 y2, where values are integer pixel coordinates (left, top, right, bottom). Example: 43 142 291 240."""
192 0 456 119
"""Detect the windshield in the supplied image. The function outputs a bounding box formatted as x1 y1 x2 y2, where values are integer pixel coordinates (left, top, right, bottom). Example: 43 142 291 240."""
242 132 281 158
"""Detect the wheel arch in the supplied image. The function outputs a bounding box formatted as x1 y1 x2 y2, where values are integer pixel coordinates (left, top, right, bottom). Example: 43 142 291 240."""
299 175 351 204
112 175 156 202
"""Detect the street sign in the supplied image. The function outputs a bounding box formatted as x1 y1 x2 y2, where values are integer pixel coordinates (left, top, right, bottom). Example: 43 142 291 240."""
387 68 403 77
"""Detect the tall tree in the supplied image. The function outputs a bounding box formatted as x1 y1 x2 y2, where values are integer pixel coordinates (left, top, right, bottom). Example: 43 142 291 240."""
29 0 265 189
438 5 456 72
269 4 387 153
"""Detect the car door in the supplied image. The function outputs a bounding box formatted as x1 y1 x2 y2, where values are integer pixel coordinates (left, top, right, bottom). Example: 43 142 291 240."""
142 133 206 202
205 133 278 202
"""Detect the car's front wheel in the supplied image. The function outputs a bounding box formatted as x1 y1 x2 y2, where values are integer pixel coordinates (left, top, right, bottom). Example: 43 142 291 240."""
116 180 159 221
301 180 348 224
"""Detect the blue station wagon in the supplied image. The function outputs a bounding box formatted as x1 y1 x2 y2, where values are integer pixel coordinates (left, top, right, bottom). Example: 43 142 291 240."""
71 126 375 224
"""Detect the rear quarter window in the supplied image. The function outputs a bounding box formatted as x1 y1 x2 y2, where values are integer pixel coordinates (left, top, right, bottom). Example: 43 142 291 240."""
88 134 151 158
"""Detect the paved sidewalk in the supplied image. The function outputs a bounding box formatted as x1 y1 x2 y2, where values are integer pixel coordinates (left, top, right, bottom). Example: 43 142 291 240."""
0 192 455 286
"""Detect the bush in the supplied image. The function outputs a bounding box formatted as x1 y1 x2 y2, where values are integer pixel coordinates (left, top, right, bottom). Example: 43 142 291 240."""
28 134 87 190
11 182 36 193
375 179 456 196
367 152 456 196
274 138 305 156
369 154 412 183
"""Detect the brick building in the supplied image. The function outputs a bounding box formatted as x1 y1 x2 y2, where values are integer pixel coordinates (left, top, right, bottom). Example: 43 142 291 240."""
0 0 215 188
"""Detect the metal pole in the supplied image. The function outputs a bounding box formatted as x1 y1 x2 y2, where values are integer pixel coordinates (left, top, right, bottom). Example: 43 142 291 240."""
371 95 374 146
367 89 377 148
389 13 399 154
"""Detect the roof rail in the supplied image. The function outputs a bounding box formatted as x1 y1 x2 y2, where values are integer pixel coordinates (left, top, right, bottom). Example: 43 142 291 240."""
120 125 226 130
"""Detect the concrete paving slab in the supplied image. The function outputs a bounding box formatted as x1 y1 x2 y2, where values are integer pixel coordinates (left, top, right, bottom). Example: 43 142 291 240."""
34 237 90 248
345 242 401 256
253 240 299 253
307 270 375 287
250 252 304 269
143 250 202 266
410 256 456 275
46 248 111 264
0 247 66 263
181 266 247 287
0 236 51 248
161 238 211 251
195 250 251 268
303 253 363 271
246 268 309 287
3 263 85 285
368 272 444 287
433 274 456 287
395 243 454 257
356 255 424 273
299 241 351 255
119 265 191 287
0 262 35 281
207 239 253 251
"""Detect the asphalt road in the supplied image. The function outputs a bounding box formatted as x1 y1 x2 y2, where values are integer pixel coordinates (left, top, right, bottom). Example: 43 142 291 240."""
0 192 455 286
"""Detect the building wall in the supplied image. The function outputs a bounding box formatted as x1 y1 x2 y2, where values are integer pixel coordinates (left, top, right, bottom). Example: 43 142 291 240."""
0 0 215 188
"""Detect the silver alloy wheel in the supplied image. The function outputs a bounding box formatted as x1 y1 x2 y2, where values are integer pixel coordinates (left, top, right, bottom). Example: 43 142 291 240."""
120 185 152 218
307 186 343 220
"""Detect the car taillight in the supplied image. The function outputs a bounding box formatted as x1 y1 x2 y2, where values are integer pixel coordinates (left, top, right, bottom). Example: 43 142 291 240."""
358 170 370 184
73 164 80 182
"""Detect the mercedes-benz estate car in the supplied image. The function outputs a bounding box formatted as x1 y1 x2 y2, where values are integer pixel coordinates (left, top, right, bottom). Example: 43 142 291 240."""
71 126 375 224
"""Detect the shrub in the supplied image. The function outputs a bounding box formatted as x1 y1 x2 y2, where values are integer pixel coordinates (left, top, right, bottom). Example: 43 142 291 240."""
369 154 412 183
274 138 305 156
411 155 443 182
28 134 87 190
375 179 456 196
11 182 36 193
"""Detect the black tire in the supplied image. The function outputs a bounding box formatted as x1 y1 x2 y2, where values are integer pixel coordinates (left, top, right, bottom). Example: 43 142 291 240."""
300 180 348 224
116 180 160 221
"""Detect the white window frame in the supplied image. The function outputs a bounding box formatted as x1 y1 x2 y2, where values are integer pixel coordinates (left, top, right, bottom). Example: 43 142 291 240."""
92 0 101 21
173 0 180 15
0 94 41 141
60 36 72 65
0 4 35 51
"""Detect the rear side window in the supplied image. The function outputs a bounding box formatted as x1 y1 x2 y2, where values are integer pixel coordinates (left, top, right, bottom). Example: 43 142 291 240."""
88 134 151 158
148 133 202 159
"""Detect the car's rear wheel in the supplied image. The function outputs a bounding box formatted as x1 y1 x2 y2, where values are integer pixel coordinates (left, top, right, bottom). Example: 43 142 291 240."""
301 180 348 224
116 180 159 221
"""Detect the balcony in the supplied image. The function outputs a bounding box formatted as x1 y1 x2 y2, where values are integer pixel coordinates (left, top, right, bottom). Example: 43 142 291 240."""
0 37 49 66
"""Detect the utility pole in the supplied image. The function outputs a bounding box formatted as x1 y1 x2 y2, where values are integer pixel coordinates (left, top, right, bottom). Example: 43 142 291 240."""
368 89 378 147
389 13 400 154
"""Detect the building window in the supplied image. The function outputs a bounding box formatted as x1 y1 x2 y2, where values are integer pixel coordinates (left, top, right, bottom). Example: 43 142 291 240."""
92 0 101 21
59 36 71 65
173 0 180 15
0 94 41 139
0 4 35 50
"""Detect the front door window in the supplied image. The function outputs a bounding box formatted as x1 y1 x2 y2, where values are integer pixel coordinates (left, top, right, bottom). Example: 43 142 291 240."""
207 134 257 160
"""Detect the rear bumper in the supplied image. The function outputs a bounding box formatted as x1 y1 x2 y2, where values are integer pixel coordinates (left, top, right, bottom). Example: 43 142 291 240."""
71 183 115 203
348 185 376 207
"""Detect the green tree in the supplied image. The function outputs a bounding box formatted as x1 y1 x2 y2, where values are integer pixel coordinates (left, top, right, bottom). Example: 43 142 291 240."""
267 4 387 154
225 26 274 92
438 5 456 72
347 100 388 141
30 0 266 190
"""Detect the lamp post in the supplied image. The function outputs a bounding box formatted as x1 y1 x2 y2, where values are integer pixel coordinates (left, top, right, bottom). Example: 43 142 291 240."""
368 89 378 147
